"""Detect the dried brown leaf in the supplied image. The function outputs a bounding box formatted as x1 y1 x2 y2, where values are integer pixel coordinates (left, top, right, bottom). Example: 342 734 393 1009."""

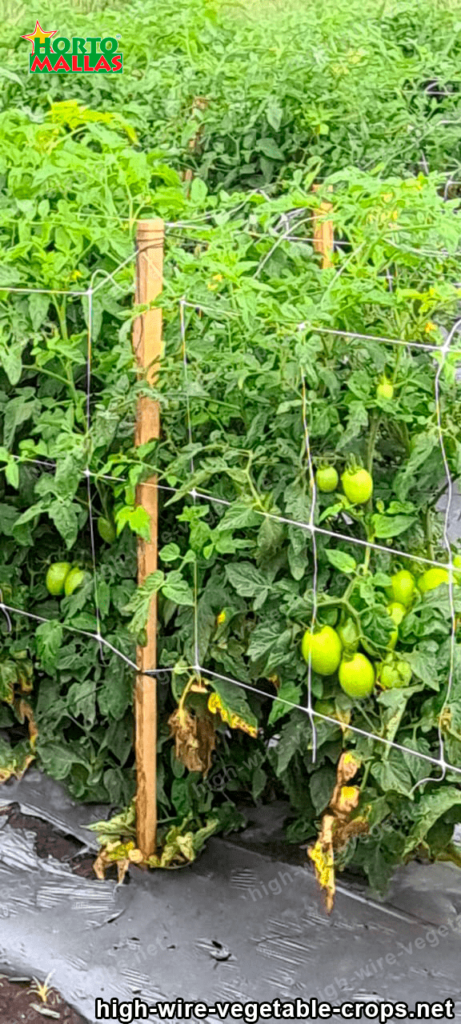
168 707 216 776
18 700 39 750
93 850 109 880
308 751 368 913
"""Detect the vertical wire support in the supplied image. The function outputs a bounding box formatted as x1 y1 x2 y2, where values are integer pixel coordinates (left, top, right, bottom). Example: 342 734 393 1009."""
84 283 103 654
301 373 318 763
179 298 200 673
410 317 461 794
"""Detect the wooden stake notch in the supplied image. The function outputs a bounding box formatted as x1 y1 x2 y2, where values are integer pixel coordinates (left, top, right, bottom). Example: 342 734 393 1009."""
312 183 334 268
133 218 164 858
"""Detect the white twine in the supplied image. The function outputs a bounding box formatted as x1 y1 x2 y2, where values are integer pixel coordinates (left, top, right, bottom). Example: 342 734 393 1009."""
180 298 201 674
301 370 318 761
409 317 461 794
201 668 461 778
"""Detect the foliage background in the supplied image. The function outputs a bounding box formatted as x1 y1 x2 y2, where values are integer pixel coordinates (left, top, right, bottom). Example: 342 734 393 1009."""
1 0 461 887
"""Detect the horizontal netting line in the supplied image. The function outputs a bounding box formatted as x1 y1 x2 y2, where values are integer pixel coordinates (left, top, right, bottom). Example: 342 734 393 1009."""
0 599 181 679
198 667 461 779
1 592 458 780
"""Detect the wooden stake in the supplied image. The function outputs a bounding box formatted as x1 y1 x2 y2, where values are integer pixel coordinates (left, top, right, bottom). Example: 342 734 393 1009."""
312 184 334 268
133 218 164 858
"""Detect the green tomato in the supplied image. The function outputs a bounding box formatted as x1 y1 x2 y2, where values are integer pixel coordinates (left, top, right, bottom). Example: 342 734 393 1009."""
338 653 375 699
64 567 86 597
387 601 406 626
376 378 394 401
301 625 342 676
453 554 461 585
314 699 336 717
418 567 449 594
98 516 116 544
337 618 360 652
386 601 406 649
341 467 373 504
388 570 415 607
378 655 412 689
315 465 339 493
45 562 71 596
387 627 398 650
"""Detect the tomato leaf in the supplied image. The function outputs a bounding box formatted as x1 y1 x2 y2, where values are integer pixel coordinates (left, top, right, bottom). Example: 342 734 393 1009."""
35 621 63 675
325 549 357 574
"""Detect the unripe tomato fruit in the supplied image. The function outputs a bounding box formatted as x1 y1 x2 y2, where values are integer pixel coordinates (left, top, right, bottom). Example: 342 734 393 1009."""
387 570 415 607
64 567 86 596
46 562 71 596
301 625 342 676
314 699 336 717
341 467 373 504
315 466 339 493
387 601 406 626
418 567 449 593
97 516 116 544
378 656 412 689
339 653 375 699
387 628 398 650
376 378 394 401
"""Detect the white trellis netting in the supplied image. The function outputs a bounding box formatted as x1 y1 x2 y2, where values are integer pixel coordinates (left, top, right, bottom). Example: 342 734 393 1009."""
1 208 461 806
177 299 461 790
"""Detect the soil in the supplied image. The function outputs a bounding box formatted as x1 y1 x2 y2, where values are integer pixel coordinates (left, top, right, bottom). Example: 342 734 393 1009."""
0 975 87 1023
0 803 118 880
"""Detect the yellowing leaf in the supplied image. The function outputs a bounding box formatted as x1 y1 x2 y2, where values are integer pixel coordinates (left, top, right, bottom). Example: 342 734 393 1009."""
308 815 335 913
207 692 258 737
308 752 367 912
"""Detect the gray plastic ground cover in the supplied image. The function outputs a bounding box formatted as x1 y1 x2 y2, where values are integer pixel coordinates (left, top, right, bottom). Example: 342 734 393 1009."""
1 774 461 1023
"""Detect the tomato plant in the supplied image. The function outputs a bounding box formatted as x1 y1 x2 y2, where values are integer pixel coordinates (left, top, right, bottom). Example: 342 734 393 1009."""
149 170 461 891
1 0 461 890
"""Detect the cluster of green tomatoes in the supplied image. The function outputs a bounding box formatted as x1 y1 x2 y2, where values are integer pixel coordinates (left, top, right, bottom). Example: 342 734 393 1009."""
45 562 86 597
45 518 116 597
302 565 458 701
315 463 373 504
313 378 395 504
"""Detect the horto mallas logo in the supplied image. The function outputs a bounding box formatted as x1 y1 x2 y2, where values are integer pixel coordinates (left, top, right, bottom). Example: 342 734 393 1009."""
22 21 123 74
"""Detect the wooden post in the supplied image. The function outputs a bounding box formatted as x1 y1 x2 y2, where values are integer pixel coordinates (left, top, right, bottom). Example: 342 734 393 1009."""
312 184 334 268
133 218 164 858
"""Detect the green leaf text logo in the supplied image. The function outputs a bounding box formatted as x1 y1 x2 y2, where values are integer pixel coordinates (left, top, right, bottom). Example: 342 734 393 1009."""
22 20 123 74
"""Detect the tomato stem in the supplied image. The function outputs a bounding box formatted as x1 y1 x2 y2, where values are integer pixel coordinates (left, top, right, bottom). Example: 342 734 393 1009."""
360 761 371 791
317 594 362 633
423 506 435 562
